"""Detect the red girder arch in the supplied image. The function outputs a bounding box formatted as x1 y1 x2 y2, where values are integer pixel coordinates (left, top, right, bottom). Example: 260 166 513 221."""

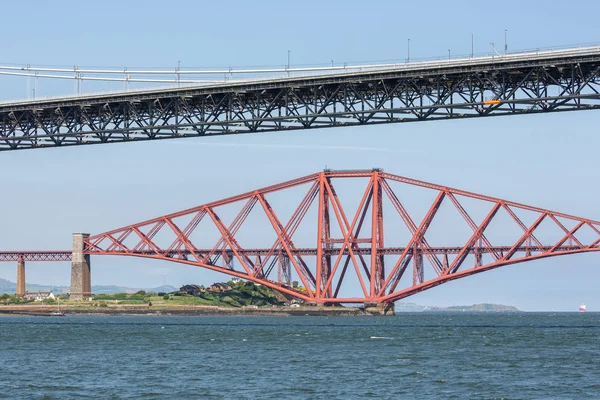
85 170 600 305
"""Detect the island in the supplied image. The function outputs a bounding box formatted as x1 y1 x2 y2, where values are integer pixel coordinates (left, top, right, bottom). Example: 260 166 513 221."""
0 280 379 316
1 278 520 316
395 302 520 312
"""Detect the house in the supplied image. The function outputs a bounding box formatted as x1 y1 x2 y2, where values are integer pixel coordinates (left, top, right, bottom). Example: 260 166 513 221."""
208 282 232 293
179 284 206 295
23 291 55 301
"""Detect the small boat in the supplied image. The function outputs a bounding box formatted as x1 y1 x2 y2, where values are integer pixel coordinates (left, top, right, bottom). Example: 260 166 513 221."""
51 297 65 316
579 304 587 312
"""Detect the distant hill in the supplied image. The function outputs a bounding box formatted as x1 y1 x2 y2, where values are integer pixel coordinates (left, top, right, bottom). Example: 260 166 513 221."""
0 278 176 295
441 303 519 312
395 302 519 312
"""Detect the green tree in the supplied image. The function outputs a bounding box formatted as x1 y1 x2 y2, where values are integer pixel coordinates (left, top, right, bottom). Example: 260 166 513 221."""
292 281 299 289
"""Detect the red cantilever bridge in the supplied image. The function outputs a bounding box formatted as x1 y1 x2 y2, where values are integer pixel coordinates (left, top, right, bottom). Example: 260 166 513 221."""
4 169 599 306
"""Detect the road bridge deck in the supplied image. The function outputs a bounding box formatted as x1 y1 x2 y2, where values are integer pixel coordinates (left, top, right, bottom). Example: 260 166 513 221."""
1 46 600 150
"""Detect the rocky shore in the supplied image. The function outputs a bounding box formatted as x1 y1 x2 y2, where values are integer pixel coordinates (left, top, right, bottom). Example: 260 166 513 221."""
0 304 385 317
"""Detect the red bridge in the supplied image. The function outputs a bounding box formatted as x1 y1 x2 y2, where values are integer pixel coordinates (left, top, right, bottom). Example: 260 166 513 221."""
4 169 599 309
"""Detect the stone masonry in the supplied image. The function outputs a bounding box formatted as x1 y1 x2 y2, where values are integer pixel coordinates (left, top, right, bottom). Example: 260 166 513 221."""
16 258 25 296
70 233 91 301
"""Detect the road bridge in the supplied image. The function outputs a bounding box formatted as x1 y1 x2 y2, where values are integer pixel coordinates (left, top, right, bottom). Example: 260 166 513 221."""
1 47 600 151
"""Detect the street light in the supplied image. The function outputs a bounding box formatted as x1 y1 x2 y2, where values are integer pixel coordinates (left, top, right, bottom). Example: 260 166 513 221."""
448 49 450 60
407 38 411 62
504 29 508 54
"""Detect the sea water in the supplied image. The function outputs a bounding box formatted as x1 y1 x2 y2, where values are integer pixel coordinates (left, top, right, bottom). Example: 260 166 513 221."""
0 313 598 399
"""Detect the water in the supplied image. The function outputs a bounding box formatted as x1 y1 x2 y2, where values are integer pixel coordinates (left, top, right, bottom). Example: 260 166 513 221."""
1 313 599 399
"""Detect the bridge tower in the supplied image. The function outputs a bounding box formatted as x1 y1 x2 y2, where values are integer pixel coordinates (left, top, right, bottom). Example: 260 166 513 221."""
70 233 91 301
16 255 25 296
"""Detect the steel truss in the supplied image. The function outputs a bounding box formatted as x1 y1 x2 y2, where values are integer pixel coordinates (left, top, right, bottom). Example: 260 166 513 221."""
86 170 600 305
0 251 72 262
2 50 600 150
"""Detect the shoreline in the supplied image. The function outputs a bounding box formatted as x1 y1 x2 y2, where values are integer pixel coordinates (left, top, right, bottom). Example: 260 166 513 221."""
0 304 384 317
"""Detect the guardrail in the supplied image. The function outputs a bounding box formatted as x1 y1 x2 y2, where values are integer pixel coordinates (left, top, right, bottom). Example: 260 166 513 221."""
1 45 600 107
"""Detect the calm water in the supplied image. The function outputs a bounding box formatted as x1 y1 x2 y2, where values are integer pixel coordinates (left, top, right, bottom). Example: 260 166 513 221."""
0 313 599 399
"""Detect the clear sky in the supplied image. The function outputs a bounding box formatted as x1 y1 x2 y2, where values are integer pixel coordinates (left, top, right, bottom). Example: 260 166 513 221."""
0 0 599 311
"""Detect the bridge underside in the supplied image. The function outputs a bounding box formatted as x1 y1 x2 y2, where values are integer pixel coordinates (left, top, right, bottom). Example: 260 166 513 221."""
2 49 600 150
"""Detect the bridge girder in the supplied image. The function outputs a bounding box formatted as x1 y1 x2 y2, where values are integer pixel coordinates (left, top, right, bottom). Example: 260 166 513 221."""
1 50 600 150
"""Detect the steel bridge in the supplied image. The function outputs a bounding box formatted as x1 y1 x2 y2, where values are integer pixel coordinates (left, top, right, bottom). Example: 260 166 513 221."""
5 170 599 306
2 47 600 151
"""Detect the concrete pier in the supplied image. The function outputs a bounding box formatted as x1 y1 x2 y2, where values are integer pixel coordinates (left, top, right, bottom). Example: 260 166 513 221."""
70 233 91 301
16 257 25 296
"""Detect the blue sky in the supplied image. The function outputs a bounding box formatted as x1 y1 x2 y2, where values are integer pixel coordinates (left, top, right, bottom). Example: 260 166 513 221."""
1 0 599 311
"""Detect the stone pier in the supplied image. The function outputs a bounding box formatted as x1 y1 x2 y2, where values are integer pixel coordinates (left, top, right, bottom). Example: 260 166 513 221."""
70 233 91 301
364 302 396 316
16 257 26 296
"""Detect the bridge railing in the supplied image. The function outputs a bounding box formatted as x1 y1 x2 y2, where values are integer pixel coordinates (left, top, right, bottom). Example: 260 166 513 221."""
2 44 600 106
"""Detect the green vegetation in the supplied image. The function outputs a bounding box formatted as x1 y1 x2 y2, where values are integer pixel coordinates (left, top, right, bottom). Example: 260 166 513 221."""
0 293 31 305
92 291 151 303
0 280 291 310
82 280 289 309
151 281 287 307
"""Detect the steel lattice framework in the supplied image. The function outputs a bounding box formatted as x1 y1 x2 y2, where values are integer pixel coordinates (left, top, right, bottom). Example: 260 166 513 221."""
2 48 600 150
0 251 72 262
85 170 600 305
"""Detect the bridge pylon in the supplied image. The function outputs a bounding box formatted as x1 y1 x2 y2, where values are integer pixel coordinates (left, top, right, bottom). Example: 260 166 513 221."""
16 256 25 296
70 233 91 301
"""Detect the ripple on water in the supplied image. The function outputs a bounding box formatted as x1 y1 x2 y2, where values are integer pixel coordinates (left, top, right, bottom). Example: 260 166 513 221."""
0 314 599 399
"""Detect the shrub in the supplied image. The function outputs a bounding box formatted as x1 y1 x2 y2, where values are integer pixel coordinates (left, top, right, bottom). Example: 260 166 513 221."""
163 294 170 300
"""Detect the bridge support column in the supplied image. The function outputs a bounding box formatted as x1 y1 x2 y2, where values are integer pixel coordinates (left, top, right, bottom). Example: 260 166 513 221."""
70 233 91 301
364 302 395 316
16 257 25 296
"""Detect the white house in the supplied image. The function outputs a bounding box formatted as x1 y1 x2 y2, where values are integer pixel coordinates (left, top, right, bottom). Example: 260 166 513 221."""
23 291 55 301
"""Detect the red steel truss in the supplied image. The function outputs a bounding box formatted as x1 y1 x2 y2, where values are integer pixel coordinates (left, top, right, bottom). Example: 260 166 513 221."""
0 251 72 262
85 170 600 305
